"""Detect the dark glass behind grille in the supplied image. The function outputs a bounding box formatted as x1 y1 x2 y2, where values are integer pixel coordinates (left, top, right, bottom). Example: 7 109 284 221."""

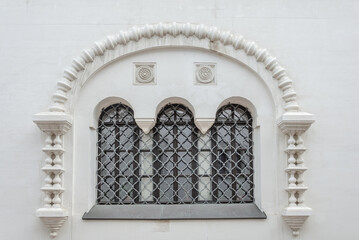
96 104 140 204
211 104 254 203
96 103 254 205
153 104 197 203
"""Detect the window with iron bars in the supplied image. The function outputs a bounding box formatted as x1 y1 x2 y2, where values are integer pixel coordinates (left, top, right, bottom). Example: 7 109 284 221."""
96 103 254 205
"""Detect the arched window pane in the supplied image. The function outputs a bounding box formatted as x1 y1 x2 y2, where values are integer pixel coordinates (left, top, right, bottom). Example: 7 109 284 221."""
153 104 197 204
211 104 254 203
96 104 140 204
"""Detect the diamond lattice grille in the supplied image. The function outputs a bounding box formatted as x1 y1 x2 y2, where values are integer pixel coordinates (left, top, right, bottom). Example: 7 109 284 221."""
97 103 254 205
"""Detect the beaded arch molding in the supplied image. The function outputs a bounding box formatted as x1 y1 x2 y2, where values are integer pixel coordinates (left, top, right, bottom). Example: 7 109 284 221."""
51 22 298 113
33 22 315 238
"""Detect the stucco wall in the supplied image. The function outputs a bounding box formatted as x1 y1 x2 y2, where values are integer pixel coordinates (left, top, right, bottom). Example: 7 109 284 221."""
0 0 358 239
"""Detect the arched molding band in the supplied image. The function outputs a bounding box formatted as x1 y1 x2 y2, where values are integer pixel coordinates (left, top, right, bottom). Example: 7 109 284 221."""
50 22 299 114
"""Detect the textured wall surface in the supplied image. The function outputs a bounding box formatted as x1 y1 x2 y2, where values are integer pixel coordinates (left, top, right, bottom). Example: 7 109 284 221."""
0 0 358 239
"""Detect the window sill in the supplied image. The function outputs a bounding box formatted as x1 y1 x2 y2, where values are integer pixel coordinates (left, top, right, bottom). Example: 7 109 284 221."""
82 203 266 220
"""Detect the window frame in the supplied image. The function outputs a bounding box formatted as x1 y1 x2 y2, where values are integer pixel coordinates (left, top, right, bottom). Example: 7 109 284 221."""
83 101 266 220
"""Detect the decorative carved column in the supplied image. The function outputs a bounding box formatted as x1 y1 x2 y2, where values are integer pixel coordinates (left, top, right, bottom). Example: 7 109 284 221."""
33 112 72 238
277 112 315 237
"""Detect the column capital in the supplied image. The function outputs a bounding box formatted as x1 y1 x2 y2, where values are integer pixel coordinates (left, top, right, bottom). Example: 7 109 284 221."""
277 112 315 135
33 112 72 135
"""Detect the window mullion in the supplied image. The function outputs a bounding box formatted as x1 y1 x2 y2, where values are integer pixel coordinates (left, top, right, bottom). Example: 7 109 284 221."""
211 128 219 203
114 109 120 203
230 122 236 203
96 125 102 203
133 127 140 203
191 127 198 203
173 124 178 203
248 121 254 201
153 129 160 202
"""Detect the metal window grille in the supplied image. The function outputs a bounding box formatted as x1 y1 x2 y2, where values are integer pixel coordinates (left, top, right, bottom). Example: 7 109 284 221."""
96 103 254 205
96 104 141 204
211 104 254 203
152 104 197 203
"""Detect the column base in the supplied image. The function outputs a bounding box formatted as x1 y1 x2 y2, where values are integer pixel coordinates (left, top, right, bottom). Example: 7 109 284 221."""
37 208 68 238
282 207 312 237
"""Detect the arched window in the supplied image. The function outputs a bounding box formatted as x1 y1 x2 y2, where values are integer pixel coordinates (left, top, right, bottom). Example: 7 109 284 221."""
153 104 197 203
85 100 265 219
211 104 254 203
96 104 141 204
96 102 254 206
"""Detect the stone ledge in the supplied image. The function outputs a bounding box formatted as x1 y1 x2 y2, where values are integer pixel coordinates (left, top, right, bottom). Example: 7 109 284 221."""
83 203 266 220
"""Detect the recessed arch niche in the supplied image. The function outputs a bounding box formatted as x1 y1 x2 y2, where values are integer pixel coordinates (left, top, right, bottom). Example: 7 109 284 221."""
33 22 314 239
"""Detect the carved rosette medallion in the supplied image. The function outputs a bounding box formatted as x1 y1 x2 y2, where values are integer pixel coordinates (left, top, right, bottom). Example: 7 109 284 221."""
134 63 156 84
195 63 216 84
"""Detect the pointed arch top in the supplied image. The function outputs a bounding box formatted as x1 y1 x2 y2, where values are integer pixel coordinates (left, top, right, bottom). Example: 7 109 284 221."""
51 22 299 113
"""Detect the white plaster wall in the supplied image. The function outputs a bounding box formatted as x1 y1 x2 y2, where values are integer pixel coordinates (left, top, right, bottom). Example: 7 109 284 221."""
0 0 358 239
71 48 277 240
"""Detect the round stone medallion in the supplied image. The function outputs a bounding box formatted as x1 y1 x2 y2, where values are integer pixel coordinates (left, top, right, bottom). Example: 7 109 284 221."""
196 65 214 84
136 65 154 83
